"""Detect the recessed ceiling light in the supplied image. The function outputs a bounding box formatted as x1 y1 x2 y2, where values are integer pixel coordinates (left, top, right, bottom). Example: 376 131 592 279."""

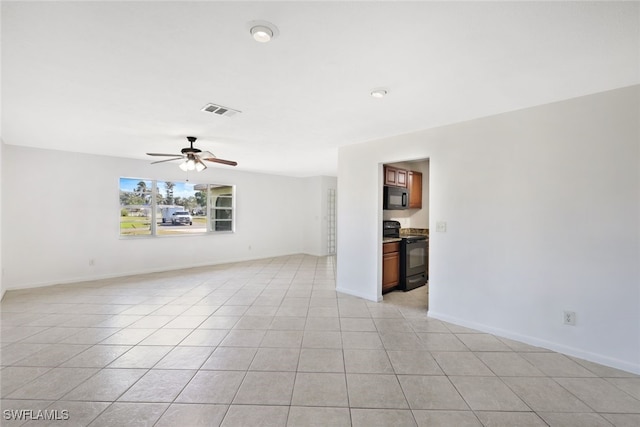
251 25 273 42
370 88 389 98
248 21 279 43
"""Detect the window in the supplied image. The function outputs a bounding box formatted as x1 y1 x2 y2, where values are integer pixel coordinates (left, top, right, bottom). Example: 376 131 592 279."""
210 185 233 231
119 178 234 237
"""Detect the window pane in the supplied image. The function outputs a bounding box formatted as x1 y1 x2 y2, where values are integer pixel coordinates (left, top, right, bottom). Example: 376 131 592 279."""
213 220 233 232
215 196 232 208
156 181 207 236
120 178 153 236
214 209 232 220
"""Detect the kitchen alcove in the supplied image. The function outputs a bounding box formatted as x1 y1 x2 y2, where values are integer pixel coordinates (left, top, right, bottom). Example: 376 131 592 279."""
380 158 430 314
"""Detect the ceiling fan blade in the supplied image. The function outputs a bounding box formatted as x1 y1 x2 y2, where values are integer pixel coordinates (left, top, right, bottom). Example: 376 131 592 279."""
151 157 184 164
195 157 208 171
147 152 182 157
203 157 238 166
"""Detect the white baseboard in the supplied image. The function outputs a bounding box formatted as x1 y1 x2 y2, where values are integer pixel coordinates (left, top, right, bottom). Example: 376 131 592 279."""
2 252 303 293
336 286 381 302
428 310 640 375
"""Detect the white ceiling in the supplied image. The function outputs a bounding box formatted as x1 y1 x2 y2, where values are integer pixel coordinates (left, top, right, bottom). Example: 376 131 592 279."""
2 1 638 177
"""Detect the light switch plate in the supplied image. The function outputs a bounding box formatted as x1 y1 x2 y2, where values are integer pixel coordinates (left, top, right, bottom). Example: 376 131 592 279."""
436 221 447 232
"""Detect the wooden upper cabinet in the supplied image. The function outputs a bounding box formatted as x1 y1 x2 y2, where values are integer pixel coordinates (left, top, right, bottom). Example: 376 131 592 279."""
384 166 408 188
408 171 422 209
384 166 398 186
397 169 407 187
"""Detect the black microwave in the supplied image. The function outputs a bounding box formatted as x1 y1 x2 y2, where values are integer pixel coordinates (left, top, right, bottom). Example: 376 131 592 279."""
383 186 408 210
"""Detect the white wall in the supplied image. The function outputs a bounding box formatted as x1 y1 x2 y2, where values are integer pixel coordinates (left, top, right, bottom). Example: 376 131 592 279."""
1 145 331 290
0 139 4 300
337 86 640 374
0 3 4 299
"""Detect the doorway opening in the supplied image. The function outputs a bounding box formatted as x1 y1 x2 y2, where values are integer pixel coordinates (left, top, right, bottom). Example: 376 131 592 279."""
381 158 430 313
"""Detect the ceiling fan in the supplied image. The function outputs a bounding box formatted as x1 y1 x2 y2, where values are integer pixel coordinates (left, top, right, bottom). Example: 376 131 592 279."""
147 136 237 172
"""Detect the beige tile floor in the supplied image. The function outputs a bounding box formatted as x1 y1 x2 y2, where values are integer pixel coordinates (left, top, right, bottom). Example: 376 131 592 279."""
1 254 639 426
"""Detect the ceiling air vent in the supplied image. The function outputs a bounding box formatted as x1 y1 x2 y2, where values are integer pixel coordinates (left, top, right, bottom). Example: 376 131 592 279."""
201 103 241 117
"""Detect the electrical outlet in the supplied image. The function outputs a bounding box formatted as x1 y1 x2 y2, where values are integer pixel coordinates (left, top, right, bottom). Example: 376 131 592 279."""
436 221 447 232
89 259 95 266
563 311 576 326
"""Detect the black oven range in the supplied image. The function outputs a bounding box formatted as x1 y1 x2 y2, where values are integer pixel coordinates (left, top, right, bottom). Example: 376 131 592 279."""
383 221 428 291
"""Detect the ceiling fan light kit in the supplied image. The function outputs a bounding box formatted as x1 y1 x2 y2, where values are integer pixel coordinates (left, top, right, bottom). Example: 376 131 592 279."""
179 157 201 172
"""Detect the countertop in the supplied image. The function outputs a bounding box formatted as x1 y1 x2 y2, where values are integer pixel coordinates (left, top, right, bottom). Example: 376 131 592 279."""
400 228 429 237
383 228 429 244
383 237 402 243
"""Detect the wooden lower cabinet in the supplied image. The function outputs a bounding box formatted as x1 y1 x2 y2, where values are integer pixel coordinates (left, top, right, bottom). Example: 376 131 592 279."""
382 242 400 293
